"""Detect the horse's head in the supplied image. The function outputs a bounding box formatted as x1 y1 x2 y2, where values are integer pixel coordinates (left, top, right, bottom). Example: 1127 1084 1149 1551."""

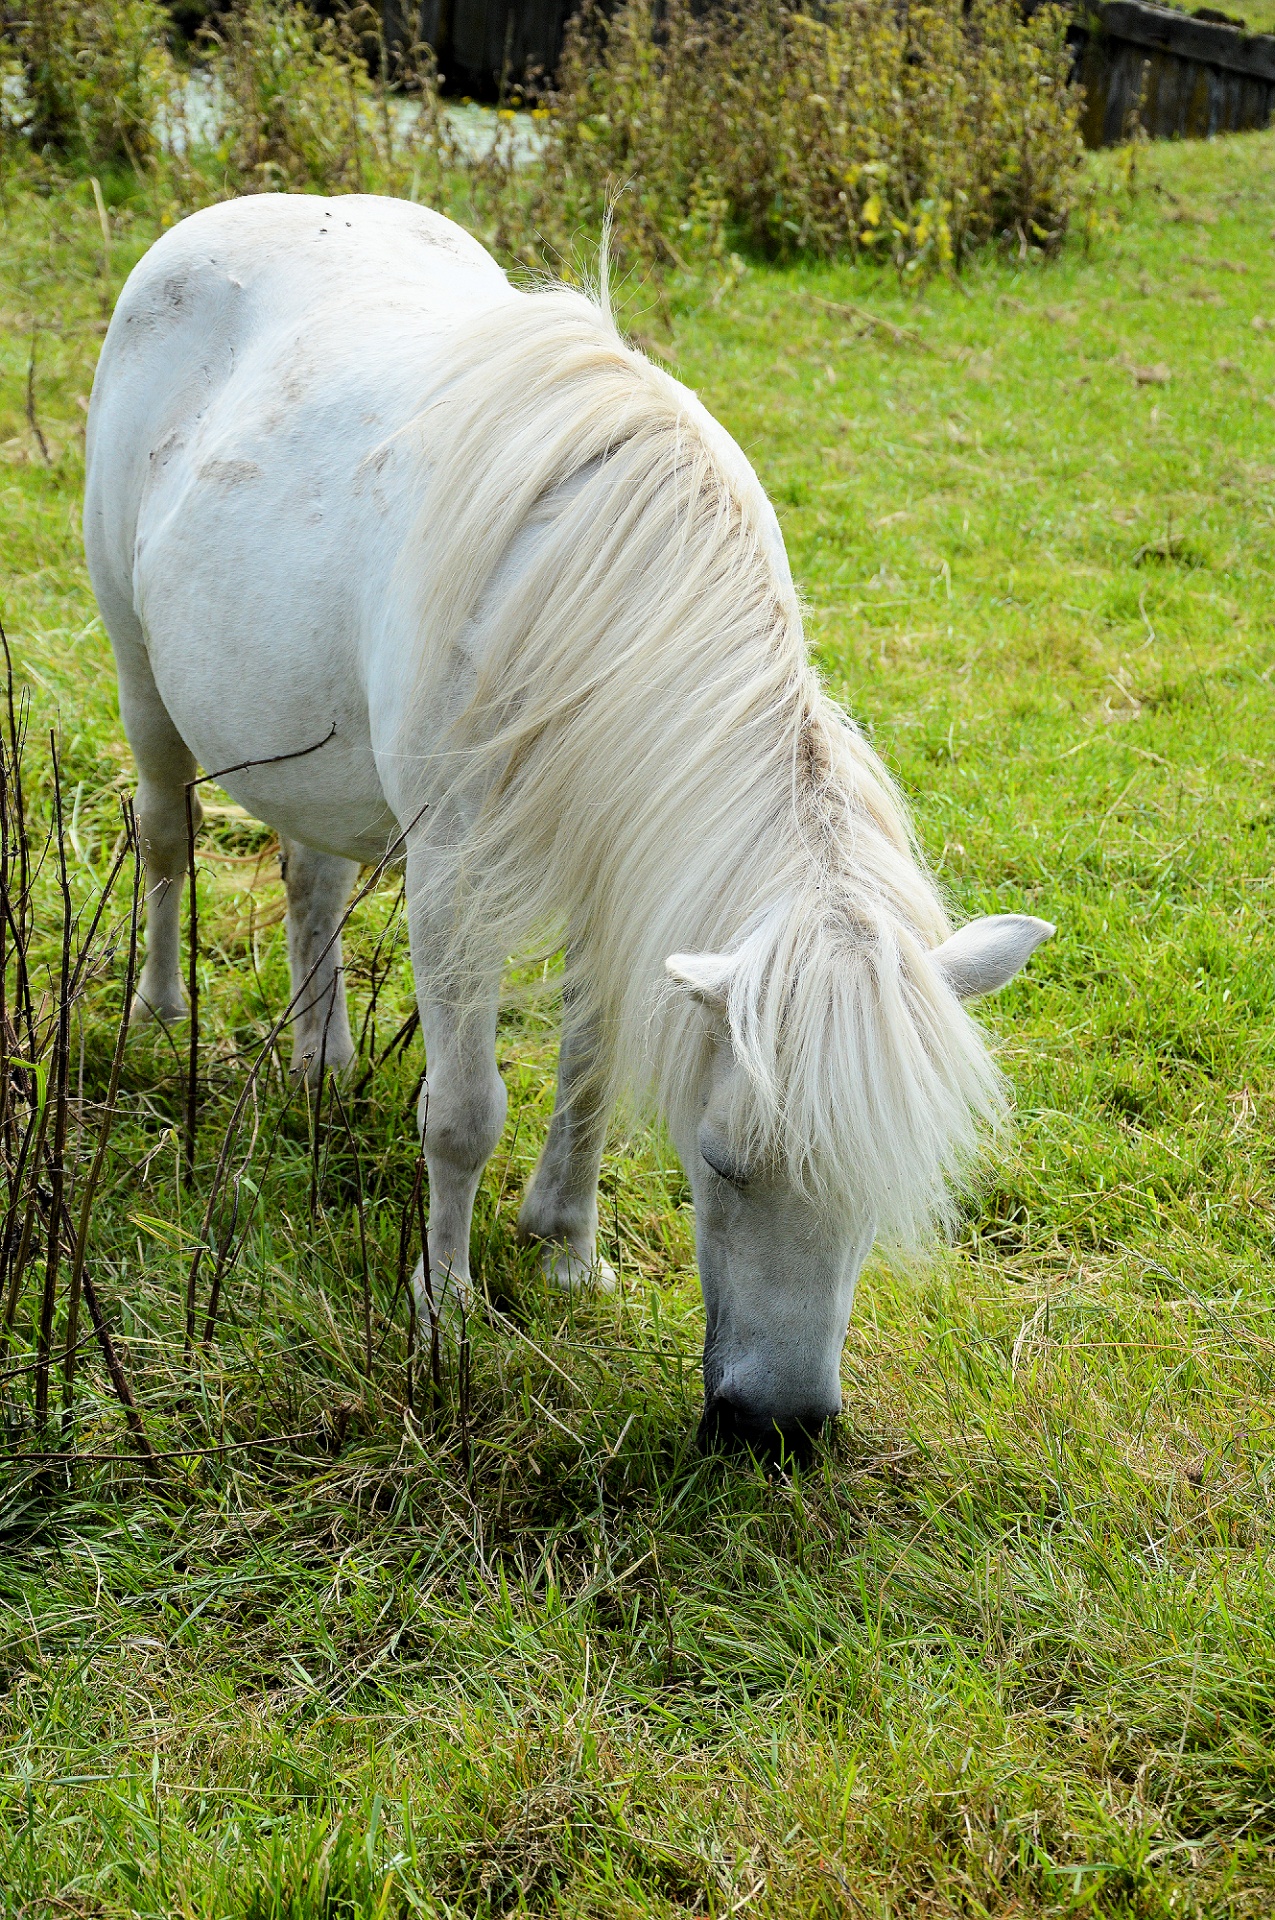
665 913 1054 1466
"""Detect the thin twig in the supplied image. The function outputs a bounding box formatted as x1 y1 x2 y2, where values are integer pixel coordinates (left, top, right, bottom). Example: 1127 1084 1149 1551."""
0 1328 96 1387
394 1152 426 1406
353 1005 419 1099
89 175 111 313
807 291 937 353
1 627 34 1069
62 804 140 1426
0 721 10 1172
353 878 408 1064
200 1075 280 1348
3 1425 321 1470
74 1288 161 1479
183 796 428 1358
309 968 345 1218
414 1108 441 1400
330 1081 373 1376
25 330 50 465
181 722 337 1203
184 781 199 1184
1 1093 52 1345
34 736 73 1429
457 1296 472 1481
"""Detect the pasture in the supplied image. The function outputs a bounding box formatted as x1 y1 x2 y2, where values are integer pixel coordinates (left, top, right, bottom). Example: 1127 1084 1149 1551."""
1 124 1274 1915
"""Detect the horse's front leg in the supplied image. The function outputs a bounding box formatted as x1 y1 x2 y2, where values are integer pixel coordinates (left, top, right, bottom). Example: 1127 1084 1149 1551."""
412 989 507 1316
517 1009 617 1293
405 840 508 1314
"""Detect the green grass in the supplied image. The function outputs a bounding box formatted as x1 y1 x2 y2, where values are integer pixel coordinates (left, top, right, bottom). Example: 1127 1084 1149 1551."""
2 128 1275 1916
1162 0 1275 32
1198 0 1275 31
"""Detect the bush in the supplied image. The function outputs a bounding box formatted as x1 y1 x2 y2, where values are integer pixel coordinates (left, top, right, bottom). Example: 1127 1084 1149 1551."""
204 0 373 192
1 0 177 168
1 0 1085 278
200 0 454 196
540 0 1086 273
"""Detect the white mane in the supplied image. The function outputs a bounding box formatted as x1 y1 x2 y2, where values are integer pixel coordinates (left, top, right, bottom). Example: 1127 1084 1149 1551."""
399 285 1003 1243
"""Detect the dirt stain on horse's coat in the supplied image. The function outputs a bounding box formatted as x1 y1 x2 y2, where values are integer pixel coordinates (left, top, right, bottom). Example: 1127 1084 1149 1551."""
199 458 262 488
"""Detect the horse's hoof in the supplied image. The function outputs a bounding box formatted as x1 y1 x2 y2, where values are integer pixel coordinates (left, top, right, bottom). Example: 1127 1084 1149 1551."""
130 989 188 1027
539 1243 618 1294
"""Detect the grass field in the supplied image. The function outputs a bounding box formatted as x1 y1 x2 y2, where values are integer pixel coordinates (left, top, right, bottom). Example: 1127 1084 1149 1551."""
2 124 1275 1917
1172 0 1275 33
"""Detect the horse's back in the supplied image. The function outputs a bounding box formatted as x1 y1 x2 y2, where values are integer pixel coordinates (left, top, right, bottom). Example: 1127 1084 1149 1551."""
86 193 506 592
84 195 512 859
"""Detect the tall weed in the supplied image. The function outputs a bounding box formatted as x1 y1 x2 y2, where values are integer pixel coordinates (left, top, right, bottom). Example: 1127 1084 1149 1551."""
2 0 1086 276
201 0 405 193
541 0 1085 272
0 0 177 168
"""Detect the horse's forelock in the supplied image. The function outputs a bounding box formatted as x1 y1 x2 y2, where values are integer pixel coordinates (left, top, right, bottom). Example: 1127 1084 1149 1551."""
679 893 1006 1243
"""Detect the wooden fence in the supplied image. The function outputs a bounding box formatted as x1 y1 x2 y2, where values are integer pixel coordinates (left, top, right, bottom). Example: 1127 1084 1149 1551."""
1070 1 1275 143
382 0 1275 139
382 0 574 95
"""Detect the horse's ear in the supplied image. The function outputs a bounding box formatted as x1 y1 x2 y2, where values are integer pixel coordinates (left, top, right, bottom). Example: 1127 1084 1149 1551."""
666 951 733 1015
932 914 1054 1000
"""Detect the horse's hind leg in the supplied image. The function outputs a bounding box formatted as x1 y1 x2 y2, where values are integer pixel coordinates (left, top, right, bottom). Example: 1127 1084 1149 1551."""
517 1008 617 1293
113 633 200 1027
280 838 359 1086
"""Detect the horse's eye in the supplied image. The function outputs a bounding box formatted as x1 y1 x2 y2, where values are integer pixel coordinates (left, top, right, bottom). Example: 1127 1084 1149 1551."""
701 1142 750 1190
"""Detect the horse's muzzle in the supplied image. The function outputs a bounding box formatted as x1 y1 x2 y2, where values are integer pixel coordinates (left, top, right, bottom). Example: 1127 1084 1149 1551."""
697 1395 833 1469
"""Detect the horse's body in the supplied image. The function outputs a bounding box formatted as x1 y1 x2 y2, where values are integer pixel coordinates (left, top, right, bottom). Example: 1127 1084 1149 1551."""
85 193 1052 1458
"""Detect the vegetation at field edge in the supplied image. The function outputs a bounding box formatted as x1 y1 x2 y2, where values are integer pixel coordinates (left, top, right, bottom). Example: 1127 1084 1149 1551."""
1 0 1086 280
1 118 1275 1920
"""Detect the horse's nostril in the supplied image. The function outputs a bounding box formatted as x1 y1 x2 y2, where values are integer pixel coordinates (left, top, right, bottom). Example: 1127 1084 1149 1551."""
697 1396 832 1468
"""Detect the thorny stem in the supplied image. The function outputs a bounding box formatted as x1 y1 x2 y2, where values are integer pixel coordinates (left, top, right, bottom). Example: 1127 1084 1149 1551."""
62 805 141 1427
183 793 427 1360
2 622 35 1074
34 734 73 1431
25 329 50 465
330 1081 373 1377
180 721 338 1353
60 1195 162 1482
396 1151 426 1415
184 779 199 1185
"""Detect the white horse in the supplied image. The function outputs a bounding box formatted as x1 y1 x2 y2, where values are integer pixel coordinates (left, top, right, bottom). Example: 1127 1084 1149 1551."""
84 194 1052 1459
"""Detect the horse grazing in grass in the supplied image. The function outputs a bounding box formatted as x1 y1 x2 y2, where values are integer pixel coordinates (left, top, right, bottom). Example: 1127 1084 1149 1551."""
84 194 1052 1460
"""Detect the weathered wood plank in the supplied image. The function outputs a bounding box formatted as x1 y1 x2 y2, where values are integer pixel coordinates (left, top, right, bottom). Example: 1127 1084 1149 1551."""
1072 1 1275 144
384 0 1275 144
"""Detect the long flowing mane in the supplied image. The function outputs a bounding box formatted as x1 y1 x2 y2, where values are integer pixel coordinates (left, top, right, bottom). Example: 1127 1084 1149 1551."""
397 283 1003 1242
